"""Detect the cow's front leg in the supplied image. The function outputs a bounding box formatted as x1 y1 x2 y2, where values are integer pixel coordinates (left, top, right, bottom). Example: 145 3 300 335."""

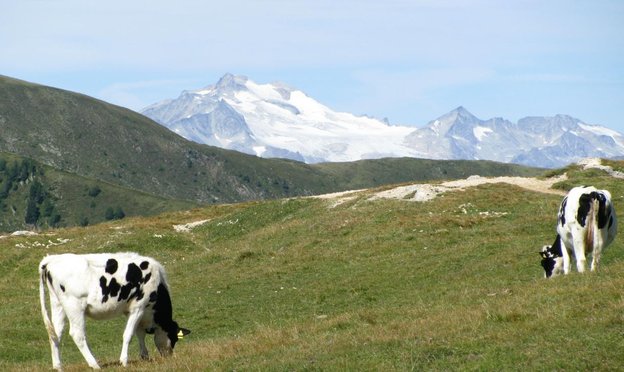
560 243 572 274
120 309 144 366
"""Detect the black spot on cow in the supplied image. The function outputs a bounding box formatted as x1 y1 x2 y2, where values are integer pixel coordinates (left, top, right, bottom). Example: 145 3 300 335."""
558 196 568 226
105 259 118 275
115 262 147 302
577 193 593 227
126 263 143 284
149 291 158 303
100 276 121 303
119 284 133 301
596 194 610 229
140 261 149 270
60 285 65 292
100 262 153 303
609 216 614 229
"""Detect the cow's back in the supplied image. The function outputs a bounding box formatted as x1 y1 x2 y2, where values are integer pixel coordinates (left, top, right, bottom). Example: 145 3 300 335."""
42 252 166 320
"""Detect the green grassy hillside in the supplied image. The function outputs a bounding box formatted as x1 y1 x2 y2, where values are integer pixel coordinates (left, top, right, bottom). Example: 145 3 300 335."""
0 152 196 232
1 162 622 370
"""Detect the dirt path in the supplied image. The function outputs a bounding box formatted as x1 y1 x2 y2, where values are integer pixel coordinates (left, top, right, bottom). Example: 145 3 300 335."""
313 158 622 205
312 162 582 205
368 174 568 202
310 173 568 206
578 158 624 178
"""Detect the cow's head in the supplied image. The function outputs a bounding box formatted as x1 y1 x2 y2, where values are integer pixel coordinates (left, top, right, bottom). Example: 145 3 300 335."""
540 235 564 278
154 322 191 356
152 282 191 356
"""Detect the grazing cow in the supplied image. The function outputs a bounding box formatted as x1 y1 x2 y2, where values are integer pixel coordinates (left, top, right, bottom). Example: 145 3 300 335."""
540 186 617 277
39 252 190 370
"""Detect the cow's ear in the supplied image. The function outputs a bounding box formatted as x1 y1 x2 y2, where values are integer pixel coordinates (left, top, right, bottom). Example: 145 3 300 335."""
177 328 191 339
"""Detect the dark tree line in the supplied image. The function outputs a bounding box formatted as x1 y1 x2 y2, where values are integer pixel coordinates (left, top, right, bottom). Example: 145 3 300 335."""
1 158 126 229
0 158 61 228
0 158 38 199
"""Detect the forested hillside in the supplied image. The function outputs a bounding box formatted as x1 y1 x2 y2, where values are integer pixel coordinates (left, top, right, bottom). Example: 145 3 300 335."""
0 153 196 232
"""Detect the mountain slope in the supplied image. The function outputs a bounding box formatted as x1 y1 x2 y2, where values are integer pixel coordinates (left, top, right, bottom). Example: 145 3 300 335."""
143 75 624 168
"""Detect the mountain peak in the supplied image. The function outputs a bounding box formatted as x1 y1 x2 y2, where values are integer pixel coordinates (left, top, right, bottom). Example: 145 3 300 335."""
215 73 249 91
450 106 478 121
426 106 481 134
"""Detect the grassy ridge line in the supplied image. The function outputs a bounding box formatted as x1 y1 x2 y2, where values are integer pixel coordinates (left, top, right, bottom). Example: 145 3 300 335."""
1 164 622 370
312 157 542 191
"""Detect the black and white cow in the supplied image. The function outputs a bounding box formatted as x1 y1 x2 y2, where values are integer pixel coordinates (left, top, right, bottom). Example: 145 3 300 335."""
39 252 190 370
540 186 617 277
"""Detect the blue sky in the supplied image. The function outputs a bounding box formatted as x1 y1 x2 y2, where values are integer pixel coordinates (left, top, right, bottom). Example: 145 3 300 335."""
1 0 622 131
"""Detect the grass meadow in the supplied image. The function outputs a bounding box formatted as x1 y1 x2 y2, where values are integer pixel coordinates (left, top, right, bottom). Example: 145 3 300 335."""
1 164 623 371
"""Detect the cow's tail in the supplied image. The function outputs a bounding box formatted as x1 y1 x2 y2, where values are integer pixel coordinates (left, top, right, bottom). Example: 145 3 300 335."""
39 261 59 346
585 195 599 254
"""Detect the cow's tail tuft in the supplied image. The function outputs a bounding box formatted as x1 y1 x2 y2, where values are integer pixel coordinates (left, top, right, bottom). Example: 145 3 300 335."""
39 261 59 346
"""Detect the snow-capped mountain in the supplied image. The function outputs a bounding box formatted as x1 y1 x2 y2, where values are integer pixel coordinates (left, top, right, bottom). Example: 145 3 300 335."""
142 74 624 168
142 74 418 163
405 107 624 168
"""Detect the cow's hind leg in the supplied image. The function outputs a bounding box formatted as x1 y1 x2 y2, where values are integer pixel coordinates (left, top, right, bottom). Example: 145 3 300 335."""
48 294 66 369
590 246 602 272
572 234 587 273
135 327 149 360
65 301 100 369
120 309 145 366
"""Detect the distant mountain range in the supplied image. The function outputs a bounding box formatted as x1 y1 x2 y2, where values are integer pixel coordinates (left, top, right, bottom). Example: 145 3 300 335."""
142 74 624 168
